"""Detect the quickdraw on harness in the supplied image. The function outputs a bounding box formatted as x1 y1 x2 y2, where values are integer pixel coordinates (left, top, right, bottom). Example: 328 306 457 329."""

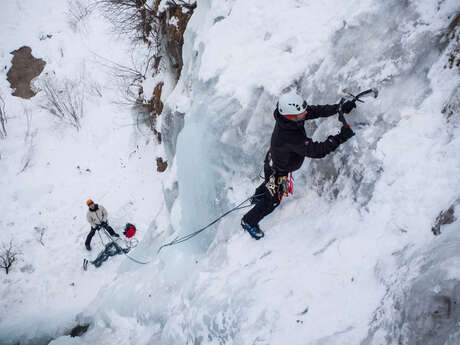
266 152 294 201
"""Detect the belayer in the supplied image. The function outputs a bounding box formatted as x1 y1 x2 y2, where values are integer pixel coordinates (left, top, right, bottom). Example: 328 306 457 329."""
85 199 119 250
241 91 356 239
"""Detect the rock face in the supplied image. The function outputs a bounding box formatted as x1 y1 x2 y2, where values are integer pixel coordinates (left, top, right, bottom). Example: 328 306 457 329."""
160 2 196 81
432 203 457 235
132 2 195 149
7 46 46 99
156 157 168 172
69 323 90 337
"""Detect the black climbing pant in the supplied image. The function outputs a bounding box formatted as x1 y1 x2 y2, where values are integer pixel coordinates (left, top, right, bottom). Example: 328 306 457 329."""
242 152 282 227
85 222 117 246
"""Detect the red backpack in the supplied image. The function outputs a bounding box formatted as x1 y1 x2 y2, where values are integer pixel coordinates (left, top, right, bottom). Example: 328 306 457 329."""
124 223 136 238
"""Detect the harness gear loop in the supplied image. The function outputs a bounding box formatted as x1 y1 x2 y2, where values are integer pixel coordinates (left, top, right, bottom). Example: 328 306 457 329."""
266 151 295 201
277 176 288 198
266 175 278 197
266 174 294 201
274 174 294 200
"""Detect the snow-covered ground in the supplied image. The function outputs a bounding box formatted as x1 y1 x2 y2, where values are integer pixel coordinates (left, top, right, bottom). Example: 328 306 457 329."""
0 1 165 343
1 0 460 344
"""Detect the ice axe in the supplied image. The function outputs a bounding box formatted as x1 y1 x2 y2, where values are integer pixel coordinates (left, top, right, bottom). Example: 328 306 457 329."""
342 88 379 103
338 88 378 126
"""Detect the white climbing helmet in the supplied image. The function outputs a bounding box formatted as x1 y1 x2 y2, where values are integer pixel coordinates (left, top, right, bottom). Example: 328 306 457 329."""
277 91 307 116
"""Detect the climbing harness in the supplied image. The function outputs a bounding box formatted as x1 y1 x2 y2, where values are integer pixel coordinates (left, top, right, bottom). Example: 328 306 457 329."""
279 173 294 197
266 151 295 201
266 173 294 201
157 193 264 253
265 176 278 197
277 173 294 198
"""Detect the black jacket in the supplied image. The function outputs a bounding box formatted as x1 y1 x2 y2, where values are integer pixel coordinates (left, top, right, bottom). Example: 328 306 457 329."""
270 104 354 175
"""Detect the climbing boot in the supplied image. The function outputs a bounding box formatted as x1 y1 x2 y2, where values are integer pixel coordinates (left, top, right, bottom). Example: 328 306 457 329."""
241 220 264 240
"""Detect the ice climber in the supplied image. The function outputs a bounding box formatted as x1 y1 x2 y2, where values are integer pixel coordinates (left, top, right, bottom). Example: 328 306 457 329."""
241 91 356 239
85 199 119 250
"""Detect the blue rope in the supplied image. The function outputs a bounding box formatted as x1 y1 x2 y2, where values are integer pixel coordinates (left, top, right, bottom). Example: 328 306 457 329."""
157 193 263 253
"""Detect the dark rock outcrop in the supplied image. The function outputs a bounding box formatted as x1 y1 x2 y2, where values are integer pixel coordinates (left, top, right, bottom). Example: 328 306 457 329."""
432 199 460 235
156 157 168 172
7 46 46 99
69 323 90 337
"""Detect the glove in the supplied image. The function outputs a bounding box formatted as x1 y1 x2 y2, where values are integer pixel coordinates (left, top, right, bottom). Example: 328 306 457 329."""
341 100 356 113
338 111 348 126
337 125 355 143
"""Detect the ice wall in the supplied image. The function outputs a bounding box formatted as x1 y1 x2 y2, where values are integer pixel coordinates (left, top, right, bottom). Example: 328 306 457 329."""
49 0 460 344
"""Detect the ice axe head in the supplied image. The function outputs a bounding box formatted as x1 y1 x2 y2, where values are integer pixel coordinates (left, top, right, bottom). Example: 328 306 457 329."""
341 88 378 103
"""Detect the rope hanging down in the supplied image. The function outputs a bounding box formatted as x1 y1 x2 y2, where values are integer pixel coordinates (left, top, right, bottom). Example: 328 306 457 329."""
157 193 263 253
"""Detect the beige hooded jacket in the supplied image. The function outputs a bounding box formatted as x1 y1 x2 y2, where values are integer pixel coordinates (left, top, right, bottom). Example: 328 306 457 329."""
86 204 108 228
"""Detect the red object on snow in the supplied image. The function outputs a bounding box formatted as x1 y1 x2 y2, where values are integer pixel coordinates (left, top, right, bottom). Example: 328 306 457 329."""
124 223 136 238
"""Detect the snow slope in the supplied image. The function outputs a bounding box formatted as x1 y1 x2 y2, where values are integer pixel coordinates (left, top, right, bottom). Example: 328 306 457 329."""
2 0 460 344
0 1 165 343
